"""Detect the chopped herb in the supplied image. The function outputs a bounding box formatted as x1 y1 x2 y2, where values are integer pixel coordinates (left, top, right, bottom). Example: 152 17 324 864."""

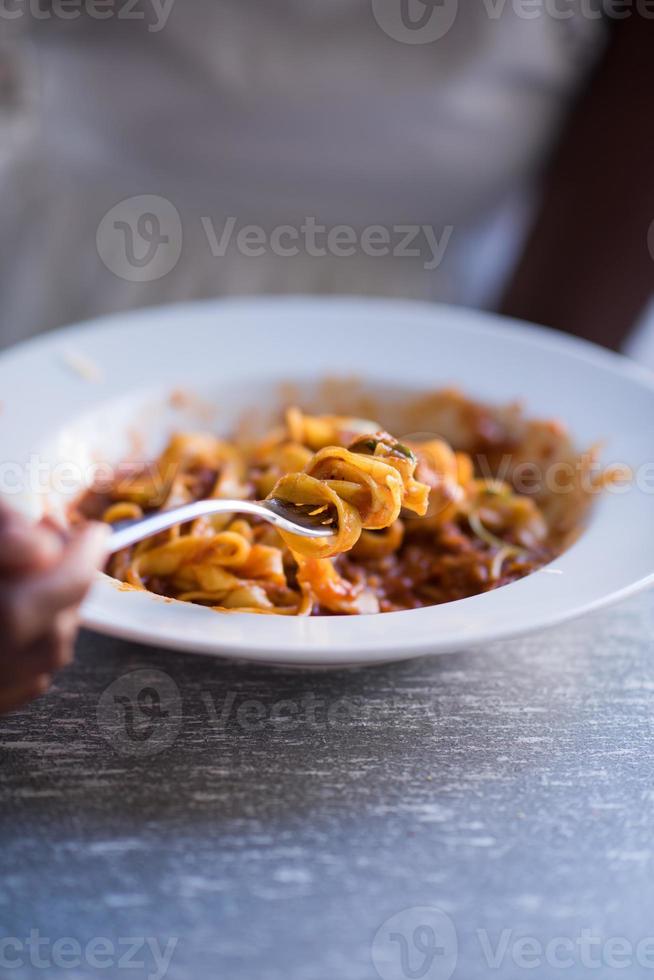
391 442 415 461
468 509 527 557
351 437 378 455
351 436 415 462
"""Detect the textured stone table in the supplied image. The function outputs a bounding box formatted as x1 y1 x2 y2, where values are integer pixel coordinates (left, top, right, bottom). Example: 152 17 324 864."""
2 592 654 980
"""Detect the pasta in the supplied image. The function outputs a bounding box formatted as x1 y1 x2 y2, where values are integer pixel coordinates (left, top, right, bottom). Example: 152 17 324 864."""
73 391 610 615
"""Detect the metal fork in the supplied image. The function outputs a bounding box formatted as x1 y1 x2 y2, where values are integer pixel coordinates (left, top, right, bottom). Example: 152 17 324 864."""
107 498 336 554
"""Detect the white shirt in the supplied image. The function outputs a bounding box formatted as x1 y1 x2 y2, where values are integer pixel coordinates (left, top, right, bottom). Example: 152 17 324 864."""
0 3 606 346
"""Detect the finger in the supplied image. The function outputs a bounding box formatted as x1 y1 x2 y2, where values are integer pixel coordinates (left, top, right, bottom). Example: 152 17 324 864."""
0 610 79 687
0 674 52 715
1 523 108 648
0 505 64 575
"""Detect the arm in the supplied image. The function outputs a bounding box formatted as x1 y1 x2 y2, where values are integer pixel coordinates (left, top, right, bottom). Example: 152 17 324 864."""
500 16 654 350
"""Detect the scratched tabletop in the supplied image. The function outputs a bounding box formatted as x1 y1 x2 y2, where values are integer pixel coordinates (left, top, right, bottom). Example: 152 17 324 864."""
1 592 654 980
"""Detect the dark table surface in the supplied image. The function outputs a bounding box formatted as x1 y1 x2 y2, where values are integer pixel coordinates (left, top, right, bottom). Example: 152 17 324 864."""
2 592 654 980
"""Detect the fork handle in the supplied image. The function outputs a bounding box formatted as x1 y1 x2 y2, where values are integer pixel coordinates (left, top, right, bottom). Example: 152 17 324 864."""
106 498 330 554
107 500 269 554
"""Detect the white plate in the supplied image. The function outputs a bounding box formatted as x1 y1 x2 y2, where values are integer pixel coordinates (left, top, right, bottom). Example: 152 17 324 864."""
1 296 653 666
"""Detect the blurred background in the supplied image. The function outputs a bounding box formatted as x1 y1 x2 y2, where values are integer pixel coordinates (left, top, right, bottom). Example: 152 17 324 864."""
1 2 652 358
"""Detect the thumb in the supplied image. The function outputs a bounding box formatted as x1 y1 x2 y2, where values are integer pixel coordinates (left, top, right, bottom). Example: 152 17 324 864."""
0 504 64 576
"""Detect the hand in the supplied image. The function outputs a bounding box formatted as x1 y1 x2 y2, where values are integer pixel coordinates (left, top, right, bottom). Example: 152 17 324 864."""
0 504 108 714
